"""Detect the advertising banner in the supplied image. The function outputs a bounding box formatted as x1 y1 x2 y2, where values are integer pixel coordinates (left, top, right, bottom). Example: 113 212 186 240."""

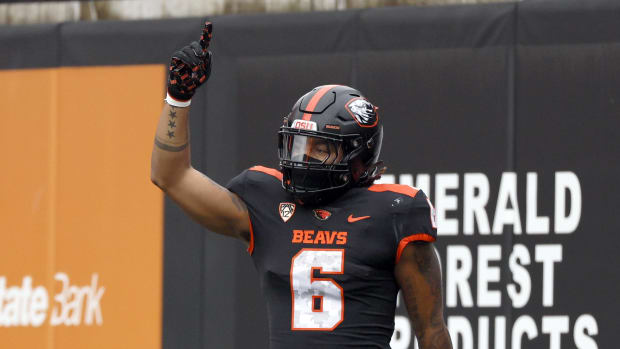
0 66 165 348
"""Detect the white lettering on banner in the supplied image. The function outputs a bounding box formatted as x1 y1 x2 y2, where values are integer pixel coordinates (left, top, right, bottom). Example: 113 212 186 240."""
574 314 599 349
512 315 538 349
477 245 501 307
30 284 48 327
527 172 550 234
0 276 48 327
0 273 104 328
542 316 569 349
378 171 582 235
441 315 599 349
478 316 490 349
535 245 562 307
507 244 531 308
495 316 507 349
375 174 395 185
555 171 582 234
435 174 459 235
493 173 523 234
478 316 507 349
463 173 491 235
382 171 599 348
445 244 563 307
446 245 473 308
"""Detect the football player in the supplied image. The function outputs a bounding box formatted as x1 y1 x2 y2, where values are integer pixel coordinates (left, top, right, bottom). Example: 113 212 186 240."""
151 22 453 349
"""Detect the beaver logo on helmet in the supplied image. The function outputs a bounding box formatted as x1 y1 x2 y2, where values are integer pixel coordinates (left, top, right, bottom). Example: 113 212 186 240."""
346 97 378 127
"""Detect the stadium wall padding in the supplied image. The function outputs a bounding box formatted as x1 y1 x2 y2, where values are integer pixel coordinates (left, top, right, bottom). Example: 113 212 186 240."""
1 1 619 348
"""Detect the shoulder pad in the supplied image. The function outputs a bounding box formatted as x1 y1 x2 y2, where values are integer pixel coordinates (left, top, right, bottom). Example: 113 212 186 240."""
249 165 283 181
367 183 420 198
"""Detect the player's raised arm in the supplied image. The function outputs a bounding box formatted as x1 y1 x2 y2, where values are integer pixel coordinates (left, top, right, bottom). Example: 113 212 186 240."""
150 22 250 242
395 242 453 349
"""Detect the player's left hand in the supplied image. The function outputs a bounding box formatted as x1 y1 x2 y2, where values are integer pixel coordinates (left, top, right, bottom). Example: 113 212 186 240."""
167 21 213 102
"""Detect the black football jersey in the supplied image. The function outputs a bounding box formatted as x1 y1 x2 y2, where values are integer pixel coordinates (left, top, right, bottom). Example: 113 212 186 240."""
226 166 437 349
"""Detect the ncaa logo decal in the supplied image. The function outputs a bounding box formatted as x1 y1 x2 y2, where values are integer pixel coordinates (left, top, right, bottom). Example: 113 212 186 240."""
345 97 378 128
313 209 332 221
279 202 296 222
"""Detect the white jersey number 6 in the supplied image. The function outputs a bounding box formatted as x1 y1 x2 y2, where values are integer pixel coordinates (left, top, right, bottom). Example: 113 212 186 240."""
290 248 345 330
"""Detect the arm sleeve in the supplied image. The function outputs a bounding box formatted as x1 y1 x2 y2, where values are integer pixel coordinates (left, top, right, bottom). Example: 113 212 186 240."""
394 190 437 263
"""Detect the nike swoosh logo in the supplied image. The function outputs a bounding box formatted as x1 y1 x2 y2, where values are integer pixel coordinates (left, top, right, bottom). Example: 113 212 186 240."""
348 214 370 223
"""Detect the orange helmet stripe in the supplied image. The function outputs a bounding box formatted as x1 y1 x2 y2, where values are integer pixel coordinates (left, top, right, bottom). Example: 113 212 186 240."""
301 85 340 121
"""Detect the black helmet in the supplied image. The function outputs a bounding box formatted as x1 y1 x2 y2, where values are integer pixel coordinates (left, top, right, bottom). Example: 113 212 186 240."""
278 85 383 206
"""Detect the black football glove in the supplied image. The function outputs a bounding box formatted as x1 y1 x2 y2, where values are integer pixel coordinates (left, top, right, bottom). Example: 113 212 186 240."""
167 21 213 102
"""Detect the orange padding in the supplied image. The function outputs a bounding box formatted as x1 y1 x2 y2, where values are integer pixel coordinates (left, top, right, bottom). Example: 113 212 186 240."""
395 233 436 264
368 184 419 198
247 215 255 255
250 165 283 181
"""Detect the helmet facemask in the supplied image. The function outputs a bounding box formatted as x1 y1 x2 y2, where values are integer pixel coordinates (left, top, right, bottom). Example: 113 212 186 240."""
279 128 357 205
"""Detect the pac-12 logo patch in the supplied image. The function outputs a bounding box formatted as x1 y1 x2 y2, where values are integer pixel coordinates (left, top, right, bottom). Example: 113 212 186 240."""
313 209 332 221
345 97 378 128
279 202 296 222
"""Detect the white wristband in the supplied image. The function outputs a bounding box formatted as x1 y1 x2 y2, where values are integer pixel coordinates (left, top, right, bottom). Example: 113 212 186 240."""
165 93 191 107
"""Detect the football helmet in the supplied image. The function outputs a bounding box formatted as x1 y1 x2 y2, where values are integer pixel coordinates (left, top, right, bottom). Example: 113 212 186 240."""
278 85 383 205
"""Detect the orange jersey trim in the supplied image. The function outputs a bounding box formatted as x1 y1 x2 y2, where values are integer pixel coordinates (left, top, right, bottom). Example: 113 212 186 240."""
302 85 340 121
368 184 419 198
249 165 283 181
247 215 255 255
395 233 436 264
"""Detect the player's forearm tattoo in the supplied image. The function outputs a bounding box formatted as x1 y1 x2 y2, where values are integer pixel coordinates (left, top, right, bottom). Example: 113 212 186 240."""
168 107 177 119
407 244 453 349
414 242 434 275
155 106 188 151
154 137 188 152
167 107 178 139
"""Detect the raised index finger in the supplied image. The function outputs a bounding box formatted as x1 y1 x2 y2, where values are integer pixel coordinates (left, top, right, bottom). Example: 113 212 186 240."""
199 21 213 52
